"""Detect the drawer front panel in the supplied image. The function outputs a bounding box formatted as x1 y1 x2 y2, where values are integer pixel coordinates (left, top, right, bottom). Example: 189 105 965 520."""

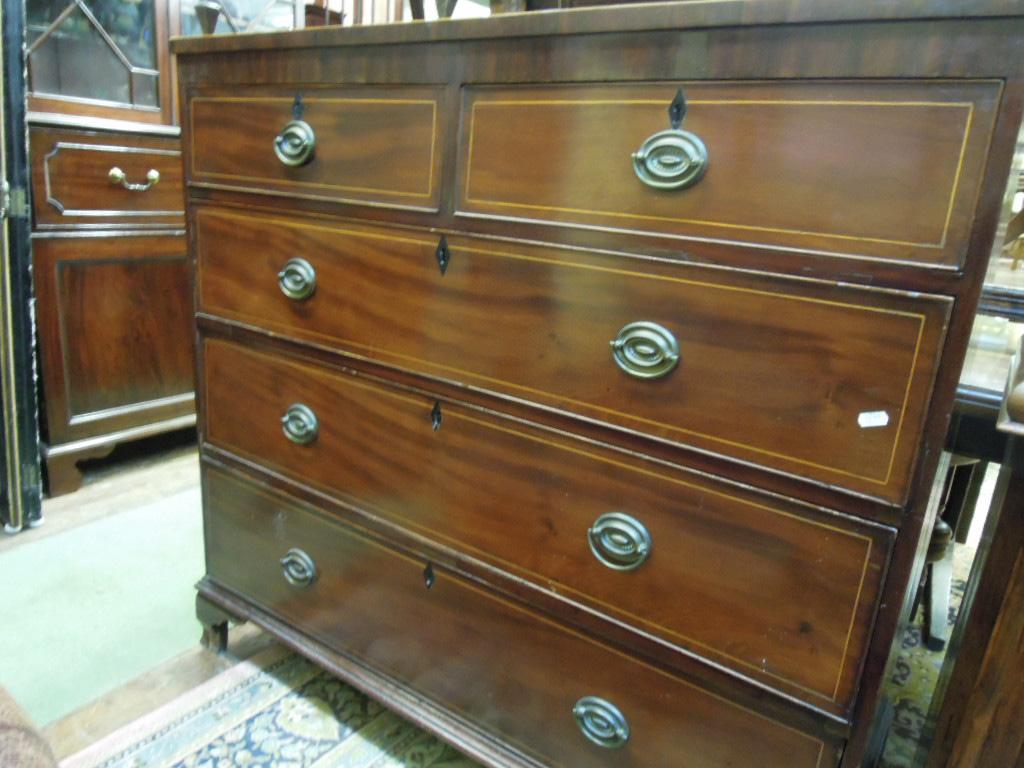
458 81 999 268
188 87 444 211
204 464 839 768
196 208 951 504
203 337 892 713
30 127 184 228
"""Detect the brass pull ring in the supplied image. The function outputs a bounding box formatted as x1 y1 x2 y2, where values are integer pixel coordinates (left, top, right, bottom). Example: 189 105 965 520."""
274 119 316 167
610 321 679 380
573 696 630 749
108 166 160 191
588 513 652 571
281 403 318 445
632 129 708 190
280 548 317 588
278 258 317 301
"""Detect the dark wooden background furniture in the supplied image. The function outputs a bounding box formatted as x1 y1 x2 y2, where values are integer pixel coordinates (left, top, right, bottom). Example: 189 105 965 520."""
29 122 194 495
26 0 194 495
175 3 1024 766
926 337 1024 768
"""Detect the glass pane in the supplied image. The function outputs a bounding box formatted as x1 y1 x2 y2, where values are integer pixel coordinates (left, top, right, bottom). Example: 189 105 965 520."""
26 0 72 47
179 0 297 35
131 70 159 107
984 126 1024 297
960 315 1023 393
28 3 133 105
82 0 158 69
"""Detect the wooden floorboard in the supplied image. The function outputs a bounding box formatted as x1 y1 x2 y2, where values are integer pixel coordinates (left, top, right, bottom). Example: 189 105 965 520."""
43 623 274 760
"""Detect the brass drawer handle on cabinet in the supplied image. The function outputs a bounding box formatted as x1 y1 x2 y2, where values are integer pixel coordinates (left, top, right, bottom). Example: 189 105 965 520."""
281 403 319 445
610 321 679 379
277 258 317 300
274 119 316 167
632 87 708 190
107 166 160 191
573 696 630 749
280 548 317 588
588 512 652 571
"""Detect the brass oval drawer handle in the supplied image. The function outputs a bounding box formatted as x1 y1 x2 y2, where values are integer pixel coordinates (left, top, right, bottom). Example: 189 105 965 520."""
573 696 630 749
280 548 317 588
610 321 679 380
277 258 317 301
107 166 160 191
632 129 708 190
274 119 316 167
588 512 652 571
281 403 318 445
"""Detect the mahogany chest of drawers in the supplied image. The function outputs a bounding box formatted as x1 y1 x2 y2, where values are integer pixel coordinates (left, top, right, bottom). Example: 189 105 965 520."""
173 3 1024 765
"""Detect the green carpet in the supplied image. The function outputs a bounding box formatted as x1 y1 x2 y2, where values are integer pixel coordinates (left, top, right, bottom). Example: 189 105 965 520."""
0 486 204 725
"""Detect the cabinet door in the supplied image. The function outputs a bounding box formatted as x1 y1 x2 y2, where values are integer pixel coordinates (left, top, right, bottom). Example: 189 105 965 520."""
33 234 195 446
25 0 172 124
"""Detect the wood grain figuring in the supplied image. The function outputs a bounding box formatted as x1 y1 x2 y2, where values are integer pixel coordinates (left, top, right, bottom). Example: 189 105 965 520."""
30 128 185 228
202 336 892 715
59 258 193 416
459 81 999 267
196 207 951 505
203 464 840 768
33 236 195 446
189 87 444 211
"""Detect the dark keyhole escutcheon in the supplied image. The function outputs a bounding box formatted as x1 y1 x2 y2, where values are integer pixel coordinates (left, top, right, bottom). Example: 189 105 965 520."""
436 236 450 275
423 563 435 589
431 401 442 431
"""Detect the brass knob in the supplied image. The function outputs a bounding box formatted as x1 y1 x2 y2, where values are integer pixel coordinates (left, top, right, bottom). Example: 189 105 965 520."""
281 403 318 445
107 166 160 191
280 548 317 588
610 321 679 380
573 696 630 749
588 513 652 571
277 258 317 301
274 119 316 167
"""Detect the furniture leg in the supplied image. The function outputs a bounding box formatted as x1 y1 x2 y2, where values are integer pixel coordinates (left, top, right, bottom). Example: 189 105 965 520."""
196 594 232 653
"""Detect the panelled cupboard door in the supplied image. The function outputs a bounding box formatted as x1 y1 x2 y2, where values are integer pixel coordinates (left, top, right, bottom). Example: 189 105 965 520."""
32 235 196 445
457 81 1000 269
204 464 845 768
195 207 952 506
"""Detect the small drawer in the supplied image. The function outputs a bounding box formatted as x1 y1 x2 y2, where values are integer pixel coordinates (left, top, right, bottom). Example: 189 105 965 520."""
203 464 843 768
195 207 951 505
457 81 1000 270
30 127 184 229
202 337 893 716
186 86 445 212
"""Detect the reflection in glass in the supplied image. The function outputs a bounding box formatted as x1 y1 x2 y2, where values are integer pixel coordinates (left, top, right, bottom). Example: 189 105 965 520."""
26 0 159 108
984 130 1024 296
960 315 1023 393
179 0 297 35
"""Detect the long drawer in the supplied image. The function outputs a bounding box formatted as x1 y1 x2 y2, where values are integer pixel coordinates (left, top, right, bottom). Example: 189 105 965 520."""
202 336 893 715
196 207 951 504
457 81 1000 269
30 126 185 230
203 464 842 768
187 86 445 212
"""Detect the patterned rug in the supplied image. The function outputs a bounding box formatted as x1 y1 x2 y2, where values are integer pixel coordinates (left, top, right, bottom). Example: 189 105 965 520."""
878 543 974 768
61 645 479 768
